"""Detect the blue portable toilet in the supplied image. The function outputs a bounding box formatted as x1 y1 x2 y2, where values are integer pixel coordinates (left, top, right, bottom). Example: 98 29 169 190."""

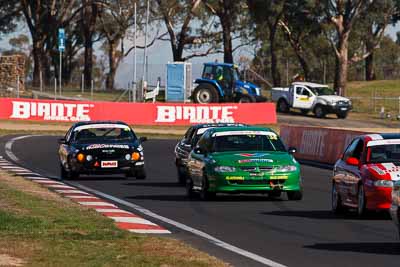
166 62 192 102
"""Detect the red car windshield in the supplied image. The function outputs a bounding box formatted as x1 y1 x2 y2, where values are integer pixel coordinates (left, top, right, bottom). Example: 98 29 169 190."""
367 144 400 163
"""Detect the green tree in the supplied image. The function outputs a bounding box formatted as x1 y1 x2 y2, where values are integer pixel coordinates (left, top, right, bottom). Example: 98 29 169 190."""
20 0 81 86
0 0 20 37
204 0 248 63
155 0 220 61
248 0 288 86
318 0 375 94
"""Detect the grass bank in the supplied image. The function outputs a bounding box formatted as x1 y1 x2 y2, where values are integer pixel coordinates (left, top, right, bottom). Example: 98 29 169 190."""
346 80 400 114
0 170 228 267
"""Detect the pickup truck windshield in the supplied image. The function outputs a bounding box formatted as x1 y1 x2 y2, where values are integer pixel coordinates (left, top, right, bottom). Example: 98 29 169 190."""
309 87 335 96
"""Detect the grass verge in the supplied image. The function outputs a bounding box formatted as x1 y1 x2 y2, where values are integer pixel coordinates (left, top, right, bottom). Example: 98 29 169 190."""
346 80 400 114
0 170 228 267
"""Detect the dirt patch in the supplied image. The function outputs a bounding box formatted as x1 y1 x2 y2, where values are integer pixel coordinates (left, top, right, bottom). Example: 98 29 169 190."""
0 254 25 266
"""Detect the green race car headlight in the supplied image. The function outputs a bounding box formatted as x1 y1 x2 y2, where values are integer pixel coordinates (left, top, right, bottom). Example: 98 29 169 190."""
274 165 297 172
214 166 236 172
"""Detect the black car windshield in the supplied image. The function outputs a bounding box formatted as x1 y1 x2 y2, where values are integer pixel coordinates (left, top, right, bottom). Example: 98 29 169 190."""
73 126 136 143
368 144 400 163
212 134 286 152
309 87 335 96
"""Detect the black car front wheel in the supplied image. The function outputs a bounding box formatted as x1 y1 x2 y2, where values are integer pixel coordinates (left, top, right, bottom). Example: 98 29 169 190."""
60 163 69 180
135 168 147 180
186 177 196 199
177 166 187 185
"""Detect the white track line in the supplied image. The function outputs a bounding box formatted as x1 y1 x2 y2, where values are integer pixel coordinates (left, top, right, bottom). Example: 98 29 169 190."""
110 217 157 225
55 190 90 195
78 201 117 207
24 176 49 180
65 195 97 199
95 208 131 213
129 229 171 234
72 183 287 267
4 135 287 267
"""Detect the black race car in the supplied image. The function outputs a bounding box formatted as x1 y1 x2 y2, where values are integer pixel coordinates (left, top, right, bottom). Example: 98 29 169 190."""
174 123 246 184
58 121 147 179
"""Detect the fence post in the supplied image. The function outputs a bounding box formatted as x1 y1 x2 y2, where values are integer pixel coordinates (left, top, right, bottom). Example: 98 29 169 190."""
39 71 43 92
16 75 20 98
81 73 84 94
91 79 94 100
54 78 57 100
398 96 400 116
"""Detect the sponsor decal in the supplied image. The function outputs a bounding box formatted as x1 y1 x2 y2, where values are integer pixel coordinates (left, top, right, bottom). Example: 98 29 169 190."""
213 130 277 137
237 153 269 157
269 175 288 180
299 130 328 157
155 105 238 123
367 139 400 147
238 159 274 163
74 124 130 131
101 161 118 168
86 144 129 150
10 101 93 121
250 173 264 177
1 98 277 125
102 149 115 153
226 176 245 181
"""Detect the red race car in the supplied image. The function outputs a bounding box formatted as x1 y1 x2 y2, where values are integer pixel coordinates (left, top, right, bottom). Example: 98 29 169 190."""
331 133 400 216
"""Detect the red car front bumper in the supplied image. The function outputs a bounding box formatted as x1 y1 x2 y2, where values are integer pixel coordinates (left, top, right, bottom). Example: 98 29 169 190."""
365 186 392 210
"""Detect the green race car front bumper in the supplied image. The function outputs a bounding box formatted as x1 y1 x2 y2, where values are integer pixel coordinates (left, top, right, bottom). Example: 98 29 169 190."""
207 171 302 194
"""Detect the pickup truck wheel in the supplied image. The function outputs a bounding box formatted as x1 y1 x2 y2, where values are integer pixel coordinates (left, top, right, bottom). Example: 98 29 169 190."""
238 95 256 103
336 112 348 119
314 105 326 118
277 99 289 113
193 84 219 103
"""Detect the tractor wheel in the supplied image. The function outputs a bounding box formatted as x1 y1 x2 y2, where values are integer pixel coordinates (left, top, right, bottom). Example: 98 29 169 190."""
238 95 256 103
193 84 220 104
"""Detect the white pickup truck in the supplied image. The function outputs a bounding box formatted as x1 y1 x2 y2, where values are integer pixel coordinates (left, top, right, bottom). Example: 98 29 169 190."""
271 82 352 119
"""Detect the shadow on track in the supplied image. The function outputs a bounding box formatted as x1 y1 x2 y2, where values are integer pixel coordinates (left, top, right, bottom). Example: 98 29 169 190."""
68 175 128 181
262 210 391 220
122 182 182 188
126 194 286 202
304 242 400 255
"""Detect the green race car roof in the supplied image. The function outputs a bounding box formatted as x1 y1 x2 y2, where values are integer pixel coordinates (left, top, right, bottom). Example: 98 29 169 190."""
206 126 278 135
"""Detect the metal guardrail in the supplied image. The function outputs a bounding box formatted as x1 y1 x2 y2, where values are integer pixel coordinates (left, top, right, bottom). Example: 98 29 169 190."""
347 95 400 114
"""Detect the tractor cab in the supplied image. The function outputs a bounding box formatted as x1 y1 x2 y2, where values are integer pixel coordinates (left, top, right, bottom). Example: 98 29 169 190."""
192 62 265 104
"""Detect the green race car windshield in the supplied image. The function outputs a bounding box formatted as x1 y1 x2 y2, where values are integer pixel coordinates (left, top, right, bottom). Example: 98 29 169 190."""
212 133 286 152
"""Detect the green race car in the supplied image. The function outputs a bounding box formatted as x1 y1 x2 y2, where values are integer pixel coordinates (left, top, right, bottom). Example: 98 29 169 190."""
186 126 302 200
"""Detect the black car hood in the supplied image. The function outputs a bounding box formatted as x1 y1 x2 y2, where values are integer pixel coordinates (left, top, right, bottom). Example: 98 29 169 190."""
73 141 140 151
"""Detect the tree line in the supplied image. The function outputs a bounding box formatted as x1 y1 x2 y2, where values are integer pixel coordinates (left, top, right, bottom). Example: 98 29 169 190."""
0 0 399 93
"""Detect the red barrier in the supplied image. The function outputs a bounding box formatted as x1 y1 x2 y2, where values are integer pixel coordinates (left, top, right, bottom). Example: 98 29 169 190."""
0 98 277 125
280 125 366 164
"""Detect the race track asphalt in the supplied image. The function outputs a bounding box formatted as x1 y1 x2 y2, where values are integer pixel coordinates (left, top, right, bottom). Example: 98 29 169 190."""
1 135 400 267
